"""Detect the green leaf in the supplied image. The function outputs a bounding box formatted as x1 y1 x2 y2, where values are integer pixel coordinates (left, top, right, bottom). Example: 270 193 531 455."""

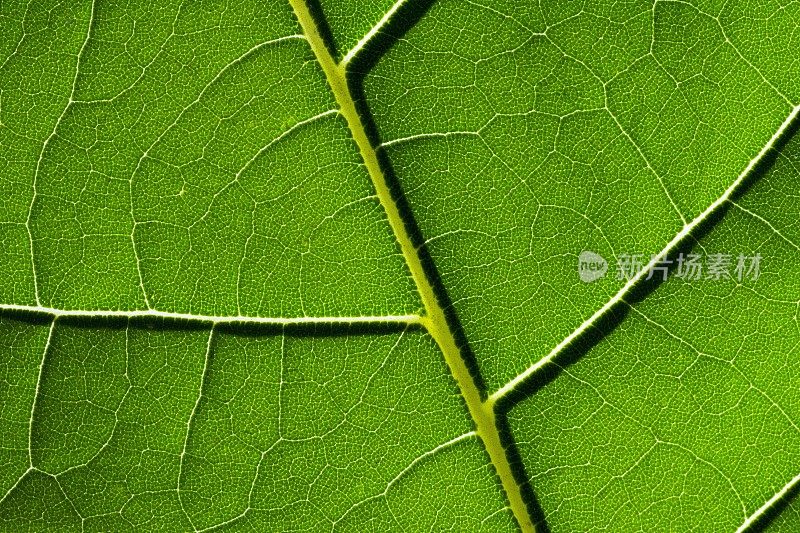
1 0 799 531
0 317 512 530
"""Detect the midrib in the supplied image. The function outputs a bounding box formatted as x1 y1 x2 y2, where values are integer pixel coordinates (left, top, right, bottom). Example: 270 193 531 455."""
286 0 535 530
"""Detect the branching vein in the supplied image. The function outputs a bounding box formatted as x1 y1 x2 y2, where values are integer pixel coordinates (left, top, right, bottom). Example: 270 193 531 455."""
340 0 411 67
737 471 800 532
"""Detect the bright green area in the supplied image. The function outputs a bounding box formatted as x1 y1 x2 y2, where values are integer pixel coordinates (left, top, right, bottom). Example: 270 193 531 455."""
0 0 417 316
364 0 797 392
509 131 800 529
2 0 800 531
0 319 514 531
0 0 93 305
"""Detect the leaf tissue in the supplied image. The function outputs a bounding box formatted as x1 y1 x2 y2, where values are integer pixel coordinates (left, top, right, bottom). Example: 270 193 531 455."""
1 0 799 530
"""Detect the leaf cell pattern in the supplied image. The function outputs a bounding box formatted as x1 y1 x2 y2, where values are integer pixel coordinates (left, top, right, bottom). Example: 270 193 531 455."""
1 0 799 531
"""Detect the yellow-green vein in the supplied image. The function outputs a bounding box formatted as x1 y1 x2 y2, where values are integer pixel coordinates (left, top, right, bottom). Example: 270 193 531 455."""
286 1 535 530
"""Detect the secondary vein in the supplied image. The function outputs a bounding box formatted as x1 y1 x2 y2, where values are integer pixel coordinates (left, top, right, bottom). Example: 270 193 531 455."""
490 103 800 405
737 471 800 532
340 0 410 67
0 303 420 326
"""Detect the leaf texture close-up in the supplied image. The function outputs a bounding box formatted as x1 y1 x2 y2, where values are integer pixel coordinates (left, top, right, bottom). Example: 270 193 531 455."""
1 0 799 531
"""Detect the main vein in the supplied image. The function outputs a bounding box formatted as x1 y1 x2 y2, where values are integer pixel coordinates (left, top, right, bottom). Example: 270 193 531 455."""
286 1 534 530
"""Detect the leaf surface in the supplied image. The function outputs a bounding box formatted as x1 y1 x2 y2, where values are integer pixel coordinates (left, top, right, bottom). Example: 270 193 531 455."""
1 0 800 531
